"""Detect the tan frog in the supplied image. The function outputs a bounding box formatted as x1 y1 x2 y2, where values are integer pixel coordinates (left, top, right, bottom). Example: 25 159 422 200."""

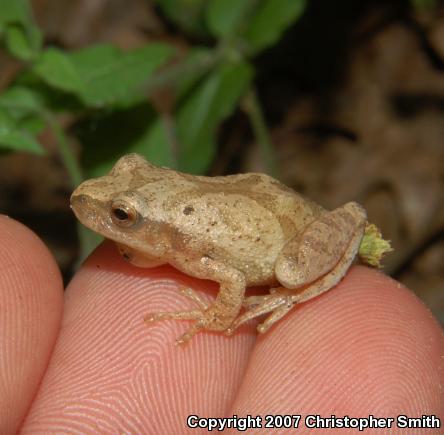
71 153 368 344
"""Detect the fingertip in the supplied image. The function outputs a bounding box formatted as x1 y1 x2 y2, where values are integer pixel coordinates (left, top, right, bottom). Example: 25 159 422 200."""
0 216 63 433
23 242 256 432
232 266 444 419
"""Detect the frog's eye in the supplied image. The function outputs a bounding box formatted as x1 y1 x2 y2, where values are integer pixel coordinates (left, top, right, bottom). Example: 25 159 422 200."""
110 200 139 227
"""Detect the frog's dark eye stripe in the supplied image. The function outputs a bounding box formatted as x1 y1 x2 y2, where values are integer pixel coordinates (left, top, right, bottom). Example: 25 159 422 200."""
110 200 139 227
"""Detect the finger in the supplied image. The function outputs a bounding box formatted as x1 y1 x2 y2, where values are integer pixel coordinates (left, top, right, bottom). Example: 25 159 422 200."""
22 242 256 433
230 266 444 431
0 216 63 433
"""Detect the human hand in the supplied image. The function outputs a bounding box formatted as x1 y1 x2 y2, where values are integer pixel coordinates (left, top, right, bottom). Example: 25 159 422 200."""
1 216 443 434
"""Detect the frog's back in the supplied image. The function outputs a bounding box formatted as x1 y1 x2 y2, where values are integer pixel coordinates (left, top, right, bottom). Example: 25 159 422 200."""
177 171 324 284
196 171 324 230
133 165 325 285
153 169 323 235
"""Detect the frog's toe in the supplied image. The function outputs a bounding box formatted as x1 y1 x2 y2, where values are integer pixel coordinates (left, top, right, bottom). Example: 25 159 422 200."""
144 309 202 324
243 294 269 308
228 295 289 333
179 287 209 310
175 321 206 345
243 287 290 308
256 304 294 333
145 307 228 344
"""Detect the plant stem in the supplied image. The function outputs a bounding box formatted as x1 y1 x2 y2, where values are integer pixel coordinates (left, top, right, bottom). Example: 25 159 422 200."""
142 49 223 95
44 112 82 187
77 227 103 264
242 87 278 177
45 111 99 260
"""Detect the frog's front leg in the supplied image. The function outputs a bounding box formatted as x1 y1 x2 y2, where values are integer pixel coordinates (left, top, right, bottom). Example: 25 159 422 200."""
227 202 367 334
145 256 246 345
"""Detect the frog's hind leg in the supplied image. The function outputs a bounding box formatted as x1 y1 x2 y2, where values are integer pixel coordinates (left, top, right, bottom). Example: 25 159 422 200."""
275 202 366 289
227 203 367 335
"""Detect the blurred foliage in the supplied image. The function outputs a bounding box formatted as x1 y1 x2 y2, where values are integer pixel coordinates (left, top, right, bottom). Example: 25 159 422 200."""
0 0 306 180
410 0 438 10
0 0 308 258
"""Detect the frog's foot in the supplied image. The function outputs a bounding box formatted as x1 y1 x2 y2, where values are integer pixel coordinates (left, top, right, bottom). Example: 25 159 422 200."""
179 287 209 310
226 290 291 335
144 309 203 344
144 287 220 345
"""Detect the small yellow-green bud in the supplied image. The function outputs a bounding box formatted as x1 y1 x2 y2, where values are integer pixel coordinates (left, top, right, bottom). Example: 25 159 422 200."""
359 223 393 268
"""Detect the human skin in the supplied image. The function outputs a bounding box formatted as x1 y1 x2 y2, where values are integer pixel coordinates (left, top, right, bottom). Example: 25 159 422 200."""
0 215 443 434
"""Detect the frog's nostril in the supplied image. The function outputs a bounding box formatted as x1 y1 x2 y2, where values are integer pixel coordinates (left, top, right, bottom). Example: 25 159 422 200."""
71 193 85 203
70 194 89 213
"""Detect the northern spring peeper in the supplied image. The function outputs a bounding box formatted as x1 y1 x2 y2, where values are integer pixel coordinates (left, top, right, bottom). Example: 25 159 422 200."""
70 153 367 344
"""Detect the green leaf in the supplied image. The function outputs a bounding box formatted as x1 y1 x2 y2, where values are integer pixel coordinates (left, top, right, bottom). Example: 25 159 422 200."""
0 130 43 153
0 86 45 136
14 70 86 113
71 43 174 106
0 85 43 115
33 43 175 107
75 103 174 177
0 108 43 153
0 0 30 25
18 114 45 134
137 118 177 168
244 0 306 53
176 61 253 173
205 0 250 38
4 22 42 60
156 0 208 36
0 0 42 60
33 48 84 94
76 61 251 176
0 108 16 132
5 24 32 59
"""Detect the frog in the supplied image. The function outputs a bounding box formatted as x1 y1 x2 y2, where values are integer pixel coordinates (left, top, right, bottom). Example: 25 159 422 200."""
70 153 367 345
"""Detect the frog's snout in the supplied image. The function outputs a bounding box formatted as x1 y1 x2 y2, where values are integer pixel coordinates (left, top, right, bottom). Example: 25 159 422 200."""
70 193 84 220
70 192 88 211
